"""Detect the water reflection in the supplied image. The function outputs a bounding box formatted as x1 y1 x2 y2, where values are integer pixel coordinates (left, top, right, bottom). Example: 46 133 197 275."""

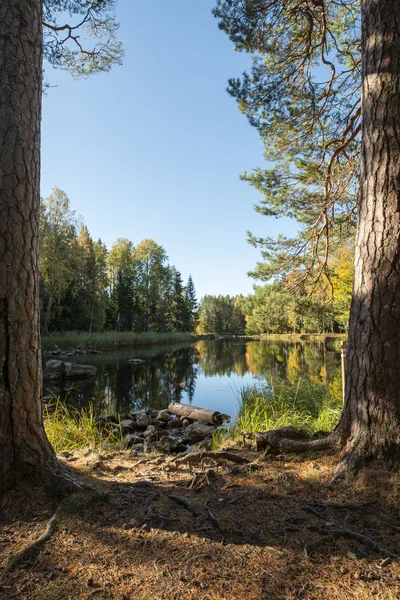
43 339 341 418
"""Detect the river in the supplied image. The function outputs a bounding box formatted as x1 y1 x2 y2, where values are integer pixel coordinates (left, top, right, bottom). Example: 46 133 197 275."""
43 338 341 421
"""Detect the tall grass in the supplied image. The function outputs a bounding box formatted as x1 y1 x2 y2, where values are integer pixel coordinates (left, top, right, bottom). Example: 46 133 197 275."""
214 378 342 448
44 401 124 453
42 330 198 351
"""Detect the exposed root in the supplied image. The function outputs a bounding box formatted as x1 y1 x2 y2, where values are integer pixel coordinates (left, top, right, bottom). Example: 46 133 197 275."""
254 426 338 454
1 507 60 579
307 524 400 559
172 451 251 468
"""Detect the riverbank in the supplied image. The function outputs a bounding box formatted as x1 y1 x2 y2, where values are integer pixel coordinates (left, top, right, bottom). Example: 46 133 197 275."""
258 333 347 342
41 331 206 352
1 449 399 600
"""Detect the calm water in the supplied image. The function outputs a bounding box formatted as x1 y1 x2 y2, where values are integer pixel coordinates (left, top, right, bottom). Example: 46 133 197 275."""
43 339 341 421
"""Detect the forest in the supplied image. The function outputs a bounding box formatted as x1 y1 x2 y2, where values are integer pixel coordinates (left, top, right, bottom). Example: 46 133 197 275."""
40 186 353 339
40 187 198 335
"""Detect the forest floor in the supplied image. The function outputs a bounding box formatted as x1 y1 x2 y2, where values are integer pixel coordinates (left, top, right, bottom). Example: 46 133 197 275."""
1 448 400 600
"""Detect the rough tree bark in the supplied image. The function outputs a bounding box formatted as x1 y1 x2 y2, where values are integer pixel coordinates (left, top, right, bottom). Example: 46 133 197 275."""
0 0 77 494
257 0 400 476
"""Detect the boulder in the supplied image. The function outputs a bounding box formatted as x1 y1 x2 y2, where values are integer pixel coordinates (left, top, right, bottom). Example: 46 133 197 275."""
188 438 213 453
157 409 172 423
43 360 96 380
143 425 158 442
157 436 187 454
120 419 135 434
185 422 217 443
150 417 168 429
125 434 146 447
136 413 151 428
167 418 183 429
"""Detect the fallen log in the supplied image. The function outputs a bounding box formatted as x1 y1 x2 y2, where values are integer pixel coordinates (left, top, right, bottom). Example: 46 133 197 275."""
168 402 230 426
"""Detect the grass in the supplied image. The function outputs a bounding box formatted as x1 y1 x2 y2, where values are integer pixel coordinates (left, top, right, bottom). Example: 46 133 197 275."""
41 330 199 351
214 377 343 448
44 401 124 453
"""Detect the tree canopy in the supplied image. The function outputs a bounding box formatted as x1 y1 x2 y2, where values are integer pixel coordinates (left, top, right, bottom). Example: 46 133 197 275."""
43 0 124 77
214 0 360 290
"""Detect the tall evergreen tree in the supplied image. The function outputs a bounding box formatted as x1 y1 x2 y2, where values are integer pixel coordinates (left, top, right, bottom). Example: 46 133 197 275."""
215 0 400 476
184 275 198 332
0 0 124 492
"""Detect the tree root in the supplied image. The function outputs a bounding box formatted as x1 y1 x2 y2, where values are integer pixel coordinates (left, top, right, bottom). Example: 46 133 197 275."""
46 460 96 497
172 451 251 468
253 426 337 454
1 507 60 579
307 524 399 559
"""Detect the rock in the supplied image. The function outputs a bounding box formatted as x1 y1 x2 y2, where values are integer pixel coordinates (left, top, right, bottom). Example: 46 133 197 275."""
143 425 158 441
125 434 146 447
188 438 213 452
130 443 144 453
43 360 96 380
128 359 145 364
150 417 168 429
167 418 183 429
120 419 135 433
157 409 172 423
136 413 151 428
157 436 187 454
185 422 217 443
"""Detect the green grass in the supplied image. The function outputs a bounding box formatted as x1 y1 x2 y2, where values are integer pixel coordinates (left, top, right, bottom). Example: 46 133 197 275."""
44 401 124 453
41 330 199 351
213 377 343 448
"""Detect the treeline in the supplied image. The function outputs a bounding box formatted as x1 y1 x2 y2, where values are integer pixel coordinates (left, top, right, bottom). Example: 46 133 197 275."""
40 188 198 334
197 247 353 335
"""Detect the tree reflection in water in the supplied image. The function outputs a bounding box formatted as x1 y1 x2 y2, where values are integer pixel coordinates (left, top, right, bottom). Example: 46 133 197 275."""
43 339 341 416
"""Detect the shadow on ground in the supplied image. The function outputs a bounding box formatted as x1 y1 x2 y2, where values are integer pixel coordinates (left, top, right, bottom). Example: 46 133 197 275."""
1 451 400 600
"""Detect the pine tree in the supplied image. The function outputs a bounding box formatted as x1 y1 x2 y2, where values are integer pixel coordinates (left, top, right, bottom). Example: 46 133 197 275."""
184 275 198 332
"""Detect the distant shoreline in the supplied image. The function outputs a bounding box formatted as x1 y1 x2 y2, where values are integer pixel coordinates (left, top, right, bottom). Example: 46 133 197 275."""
41 330 346 352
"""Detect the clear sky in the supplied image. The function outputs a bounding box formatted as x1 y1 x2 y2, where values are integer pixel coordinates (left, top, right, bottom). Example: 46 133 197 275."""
41 0 296 300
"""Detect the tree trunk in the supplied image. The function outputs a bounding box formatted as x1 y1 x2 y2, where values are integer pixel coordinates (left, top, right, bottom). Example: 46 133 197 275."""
0 0 72 493
253 1 400 475
333 0 400 470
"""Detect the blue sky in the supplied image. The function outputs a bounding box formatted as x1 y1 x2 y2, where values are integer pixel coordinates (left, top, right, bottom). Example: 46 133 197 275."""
41 0 296 299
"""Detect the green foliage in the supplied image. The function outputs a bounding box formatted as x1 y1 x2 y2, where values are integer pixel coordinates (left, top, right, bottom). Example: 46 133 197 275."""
242 283 290 334
43 0 124 78
39 188 80 333
44 401 124 453
184 275 199 332
214 0 360 288
217 379 342 447
242 280 348 335
39 188 198 336
197 295 246 335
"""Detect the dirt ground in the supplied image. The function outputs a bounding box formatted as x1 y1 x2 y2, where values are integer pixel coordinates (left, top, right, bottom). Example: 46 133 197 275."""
1 447 400 600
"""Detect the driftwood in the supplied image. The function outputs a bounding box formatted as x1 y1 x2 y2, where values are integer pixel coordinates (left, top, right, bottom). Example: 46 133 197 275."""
168 402 230 426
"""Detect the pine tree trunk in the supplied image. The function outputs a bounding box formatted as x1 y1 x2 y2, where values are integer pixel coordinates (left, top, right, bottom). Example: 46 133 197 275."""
255 0 400 473
334 0 400 467
0 0 72 493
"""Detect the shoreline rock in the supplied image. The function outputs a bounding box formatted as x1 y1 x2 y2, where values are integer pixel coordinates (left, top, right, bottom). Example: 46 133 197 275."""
43 359 97 381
